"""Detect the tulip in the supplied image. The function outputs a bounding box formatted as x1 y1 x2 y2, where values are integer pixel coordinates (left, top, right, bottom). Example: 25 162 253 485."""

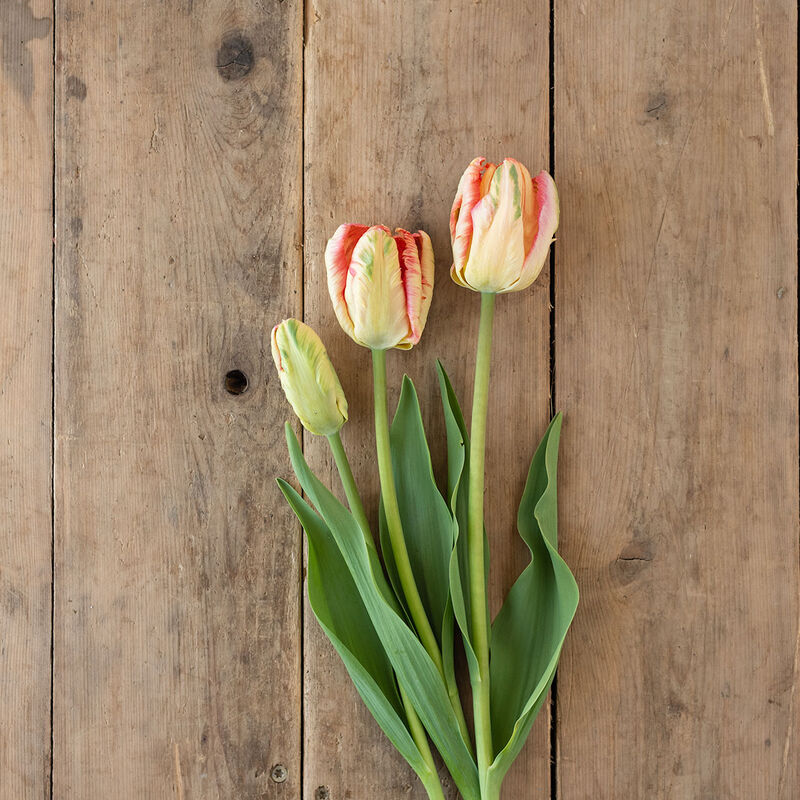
325 224 434 351
271 318 347 436
450 157 559 294
325 221 468 741
450 156 559 786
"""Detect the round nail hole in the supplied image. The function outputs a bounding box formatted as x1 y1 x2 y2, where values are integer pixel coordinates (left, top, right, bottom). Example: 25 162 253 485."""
224 369 248 395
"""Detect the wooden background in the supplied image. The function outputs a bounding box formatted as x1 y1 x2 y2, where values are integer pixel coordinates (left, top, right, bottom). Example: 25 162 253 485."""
1 0 797 798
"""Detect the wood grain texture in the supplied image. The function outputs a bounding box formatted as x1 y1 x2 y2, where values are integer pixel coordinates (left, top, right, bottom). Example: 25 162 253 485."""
555 0 799 797
54 1 303 797
0 2 53 797
303 2 553 797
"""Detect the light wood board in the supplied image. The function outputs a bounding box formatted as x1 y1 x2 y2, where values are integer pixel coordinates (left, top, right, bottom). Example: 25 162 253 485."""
53 1 303 796
555 0 800 797
303 2 553 796
0 1 53 797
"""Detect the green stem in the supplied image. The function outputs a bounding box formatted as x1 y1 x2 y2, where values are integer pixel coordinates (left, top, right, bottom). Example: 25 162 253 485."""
327 430 372 548
398 682 446 800
329 423 447 800
468 292 496 787
372 349 473 753
371 348 444 674
447 672 473 753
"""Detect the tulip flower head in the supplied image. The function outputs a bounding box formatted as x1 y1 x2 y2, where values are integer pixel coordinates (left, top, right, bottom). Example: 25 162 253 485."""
450 157 559 294
325 224 434 350
271 318 348 436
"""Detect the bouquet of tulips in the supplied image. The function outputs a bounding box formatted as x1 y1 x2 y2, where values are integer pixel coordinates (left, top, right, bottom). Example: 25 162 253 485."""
272 158 579 800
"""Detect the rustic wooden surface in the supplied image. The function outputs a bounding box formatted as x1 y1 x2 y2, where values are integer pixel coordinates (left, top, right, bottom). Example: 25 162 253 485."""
0 1 53 797
303 2 552 797
0 0 797 798
555 1 799 798
53 1 302 797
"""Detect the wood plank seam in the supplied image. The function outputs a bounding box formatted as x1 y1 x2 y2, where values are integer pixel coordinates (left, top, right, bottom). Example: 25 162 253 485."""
300 0 308 797
49 5 56 800
548 1 557 798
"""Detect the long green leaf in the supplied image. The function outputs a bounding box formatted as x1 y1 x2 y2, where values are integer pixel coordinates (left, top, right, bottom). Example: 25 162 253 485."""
436 361 489 683
379 374 470 750
283 425 480 800
486 413 579 793
278 478 434 781
379 375 453 641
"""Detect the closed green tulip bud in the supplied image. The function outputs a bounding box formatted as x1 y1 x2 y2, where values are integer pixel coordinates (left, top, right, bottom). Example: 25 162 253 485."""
271 319 347 436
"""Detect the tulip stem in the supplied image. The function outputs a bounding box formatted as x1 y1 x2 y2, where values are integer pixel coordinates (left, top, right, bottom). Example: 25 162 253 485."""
371 348 444 673
327 430 373 550
329 427 444 800
469 291 496 788
398 682 447 800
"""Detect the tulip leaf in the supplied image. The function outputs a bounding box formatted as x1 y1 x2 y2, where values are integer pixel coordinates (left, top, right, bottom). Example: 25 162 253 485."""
378 374 470 750
485 413 579 793
379 375 454 641
277 478 436 783
436 361 490 684
283 425 480 800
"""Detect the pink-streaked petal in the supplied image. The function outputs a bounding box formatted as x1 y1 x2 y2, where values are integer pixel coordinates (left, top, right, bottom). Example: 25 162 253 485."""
395 228 423 344
479 162 497 198
449 157 485 241
516 171 560 292
413 230 434 335
450 157 487 281
325 223 369 341
533 170 559 241
461 187 500 290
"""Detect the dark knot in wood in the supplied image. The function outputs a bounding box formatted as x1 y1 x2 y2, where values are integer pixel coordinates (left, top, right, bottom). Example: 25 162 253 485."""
216 33 254 81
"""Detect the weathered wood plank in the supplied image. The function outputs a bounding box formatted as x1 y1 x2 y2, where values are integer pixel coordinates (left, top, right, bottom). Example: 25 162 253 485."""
303 2 552 796
0 2 53 798
555 0 799 796
54 2 303 797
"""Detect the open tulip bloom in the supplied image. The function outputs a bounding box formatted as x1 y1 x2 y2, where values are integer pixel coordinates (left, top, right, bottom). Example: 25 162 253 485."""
274 158 578 800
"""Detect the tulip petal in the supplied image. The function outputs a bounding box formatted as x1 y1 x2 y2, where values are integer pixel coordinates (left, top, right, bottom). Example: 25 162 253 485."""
503 158 535 254
515 170 559 292
413 230 435 335
325 223 370 342
395 229 422 345
479 162 498 198
450 157 487 287
449 157 559 295
395 228 430 346
270 323 283 372
346 226 410 350
465 159 526 292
